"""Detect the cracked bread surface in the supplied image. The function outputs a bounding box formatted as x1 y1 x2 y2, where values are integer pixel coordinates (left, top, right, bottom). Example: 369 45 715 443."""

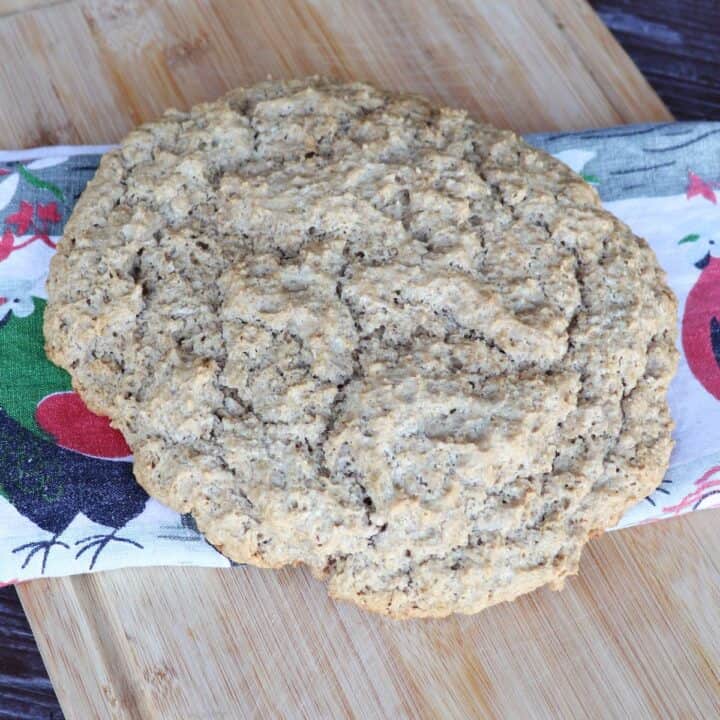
44 78 677 618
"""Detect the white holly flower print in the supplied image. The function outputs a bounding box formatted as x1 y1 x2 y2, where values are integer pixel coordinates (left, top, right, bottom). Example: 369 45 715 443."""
0 277 36 322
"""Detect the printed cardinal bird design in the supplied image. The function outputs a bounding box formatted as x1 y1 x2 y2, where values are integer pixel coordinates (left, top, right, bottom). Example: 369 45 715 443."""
0 156 149 575
0 295 146 573
682 251 720 400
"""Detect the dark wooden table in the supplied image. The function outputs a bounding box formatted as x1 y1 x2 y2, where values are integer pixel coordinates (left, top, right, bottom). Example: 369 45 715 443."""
592 0 720 118
1 2 718 718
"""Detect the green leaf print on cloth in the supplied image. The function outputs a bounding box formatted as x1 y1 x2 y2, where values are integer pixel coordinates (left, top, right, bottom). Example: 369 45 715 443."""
0 297 72 439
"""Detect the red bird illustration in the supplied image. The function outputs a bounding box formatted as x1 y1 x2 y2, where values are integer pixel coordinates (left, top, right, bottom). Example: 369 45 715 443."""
682 251 720 400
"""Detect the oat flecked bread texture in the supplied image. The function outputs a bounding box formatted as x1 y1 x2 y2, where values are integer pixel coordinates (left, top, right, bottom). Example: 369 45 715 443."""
44 78 678 618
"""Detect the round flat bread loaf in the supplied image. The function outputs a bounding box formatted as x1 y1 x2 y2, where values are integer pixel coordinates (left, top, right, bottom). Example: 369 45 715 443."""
45 78 677 618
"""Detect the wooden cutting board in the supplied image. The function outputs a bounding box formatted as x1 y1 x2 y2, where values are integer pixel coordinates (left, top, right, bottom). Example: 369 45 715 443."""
3 1 718 717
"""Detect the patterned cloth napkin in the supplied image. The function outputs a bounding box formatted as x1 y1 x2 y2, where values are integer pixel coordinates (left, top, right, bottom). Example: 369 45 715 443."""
2 124 720 585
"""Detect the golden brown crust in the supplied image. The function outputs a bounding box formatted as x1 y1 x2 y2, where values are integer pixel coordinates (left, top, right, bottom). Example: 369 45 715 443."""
45 78 677 618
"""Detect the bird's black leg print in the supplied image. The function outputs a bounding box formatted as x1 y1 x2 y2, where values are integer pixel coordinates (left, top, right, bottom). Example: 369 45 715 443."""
74 529 144 570
12 534 70 574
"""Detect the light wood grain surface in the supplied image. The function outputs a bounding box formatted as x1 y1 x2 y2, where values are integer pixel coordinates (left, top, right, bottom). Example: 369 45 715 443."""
3 0 717 718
